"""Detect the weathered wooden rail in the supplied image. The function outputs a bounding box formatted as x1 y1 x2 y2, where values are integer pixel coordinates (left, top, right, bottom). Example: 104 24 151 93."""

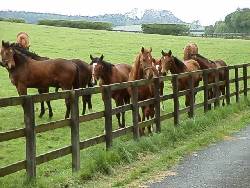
0 63 249 178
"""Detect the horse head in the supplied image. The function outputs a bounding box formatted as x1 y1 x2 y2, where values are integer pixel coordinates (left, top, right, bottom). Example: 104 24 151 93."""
1 40 16 69
90 54 103 85
160 50 173 76
152 58 162 75
138 47 154 79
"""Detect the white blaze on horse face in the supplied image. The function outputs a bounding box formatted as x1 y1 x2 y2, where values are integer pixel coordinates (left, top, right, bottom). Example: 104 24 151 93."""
155 65 160 73
92 63 97 84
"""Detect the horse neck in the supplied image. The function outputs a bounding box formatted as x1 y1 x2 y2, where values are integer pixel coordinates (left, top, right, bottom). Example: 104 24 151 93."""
170 58 185 74
196 58 212 69
100 67 113 84
131 55 143 80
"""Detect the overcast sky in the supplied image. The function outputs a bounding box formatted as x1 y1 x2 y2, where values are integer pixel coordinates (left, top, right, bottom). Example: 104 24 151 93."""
1 0 249 25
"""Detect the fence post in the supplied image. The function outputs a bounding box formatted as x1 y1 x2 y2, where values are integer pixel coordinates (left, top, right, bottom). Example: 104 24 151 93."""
23 96 36 178
131 85 140 140
214 69 220 108
225 67 231 105
103 86 113 149
188 74 195 118
70 90 80 172
172 75 179 126
154 77 161 133
243 64 248 97
235 67 239 102
203 70 209 112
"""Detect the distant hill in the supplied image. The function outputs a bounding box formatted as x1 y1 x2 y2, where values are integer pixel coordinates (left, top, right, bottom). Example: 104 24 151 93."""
0 9 184 26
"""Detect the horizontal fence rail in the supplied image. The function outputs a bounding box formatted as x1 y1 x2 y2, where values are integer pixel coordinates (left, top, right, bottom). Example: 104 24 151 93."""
0 63 250 178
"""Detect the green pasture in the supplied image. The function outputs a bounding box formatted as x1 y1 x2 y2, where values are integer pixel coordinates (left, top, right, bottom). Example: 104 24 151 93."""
0 21 250 187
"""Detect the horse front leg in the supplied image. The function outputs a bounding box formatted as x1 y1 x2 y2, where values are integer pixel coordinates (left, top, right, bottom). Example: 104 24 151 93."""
115 99 123 128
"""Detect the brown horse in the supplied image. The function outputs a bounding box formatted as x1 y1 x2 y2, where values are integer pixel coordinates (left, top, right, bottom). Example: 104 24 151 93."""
128 47 159 135
11 44 93 117
1 40 80 119
190 53 227 106
90 54 131 128
161 50 201 109
183 43 198 61
16 32 30 50
152 58 165 110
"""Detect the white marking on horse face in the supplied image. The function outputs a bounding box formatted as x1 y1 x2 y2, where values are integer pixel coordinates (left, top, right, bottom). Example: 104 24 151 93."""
91 63 97 84
92 63 97 75
156 65 160 72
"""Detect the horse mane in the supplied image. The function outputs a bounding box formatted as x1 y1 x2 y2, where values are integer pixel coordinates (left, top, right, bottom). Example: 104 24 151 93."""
195 54 215 64
11 43 42 60
131 53 142 80
173 56 186 69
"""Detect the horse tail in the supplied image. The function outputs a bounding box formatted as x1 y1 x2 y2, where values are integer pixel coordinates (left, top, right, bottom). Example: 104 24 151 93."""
73 64 80 89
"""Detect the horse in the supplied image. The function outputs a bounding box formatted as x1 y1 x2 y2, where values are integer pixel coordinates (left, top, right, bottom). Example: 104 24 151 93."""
128 47 159 135
16 32 30 50
183 43 198 61
190 53 227 106
152 58 165 110
90 54 131 128
11 44 93 117
1 40 80 119
160 50 201 111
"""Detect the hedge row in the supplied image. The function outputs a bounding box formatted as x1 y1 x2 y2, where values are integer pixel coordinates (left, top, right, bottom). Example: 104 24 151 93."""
38 19 112 31
141 24 189 35
0 17 25 23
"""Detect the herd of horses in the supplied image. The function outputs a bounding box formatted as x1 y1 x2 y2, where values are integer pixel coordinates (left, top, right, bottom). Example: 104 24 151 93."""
0 32 227 135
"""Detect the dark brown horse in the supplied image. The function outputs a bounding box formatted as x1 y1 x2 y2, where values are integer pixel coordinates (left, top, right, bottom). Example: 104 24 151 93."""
1 40 80 119
183 43 198 61
190 53 227 106
161 50 201 109
128 47 159 135
11 44 93 117
90 54 131 128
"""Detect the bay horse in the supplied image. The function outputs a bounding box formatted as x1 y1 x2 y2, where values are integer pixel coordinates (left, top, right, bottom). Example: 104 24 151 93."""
16 32 30 50
152 58 165 110
1 40 80 119
161 50 201 111
90 54 131 128
128 47 159 135
183 43 198 61
12 44 93 117
190 53 227 106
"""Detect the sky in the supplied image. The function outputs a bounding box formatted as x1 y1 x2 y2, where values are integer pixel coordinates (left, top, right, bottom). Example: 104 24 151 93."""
1 0 249 25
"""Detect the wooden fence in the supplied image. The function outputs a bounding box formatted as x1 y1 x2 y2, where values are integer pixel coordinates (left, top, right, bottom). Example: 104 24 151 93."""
0 63 250 178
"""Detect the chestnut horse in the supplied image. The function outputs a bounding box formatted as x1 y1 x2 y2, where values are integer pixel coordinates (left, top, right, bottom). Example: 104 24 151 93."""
128 47 159 135
161 50 201 109
184 43 198 61
152 58 165 110
16 32 30 50
90 54 131 128
191 53 227 106
1 41 80 119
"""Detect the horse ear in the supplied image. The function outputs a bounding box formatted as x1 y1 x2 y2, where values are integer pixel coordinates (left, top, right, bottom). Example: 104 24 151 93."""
100 54 104 61
149 47 152 52
161 50 165 56
90 54 94 61
2 40 6 47
168 50 172 56
141 47 145 53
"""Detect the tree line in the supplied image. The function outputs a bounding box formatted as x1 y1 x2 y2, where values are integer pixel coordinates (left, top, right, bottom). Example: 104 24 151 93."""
205 8 250 34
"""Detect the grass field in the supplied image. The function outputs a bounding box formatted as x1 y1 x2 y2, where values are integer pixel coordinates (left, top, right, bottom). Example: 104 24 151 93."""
0 21 250 187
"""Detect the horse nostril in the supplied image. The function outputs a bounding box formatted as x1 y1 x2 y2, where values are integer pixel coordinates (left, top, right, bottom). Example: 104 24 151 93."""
162 72 167 76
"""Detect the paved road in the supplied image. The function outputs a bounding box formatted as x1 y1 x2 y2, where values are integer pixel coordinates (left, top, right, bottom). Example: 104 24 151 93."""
149 126 250 188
